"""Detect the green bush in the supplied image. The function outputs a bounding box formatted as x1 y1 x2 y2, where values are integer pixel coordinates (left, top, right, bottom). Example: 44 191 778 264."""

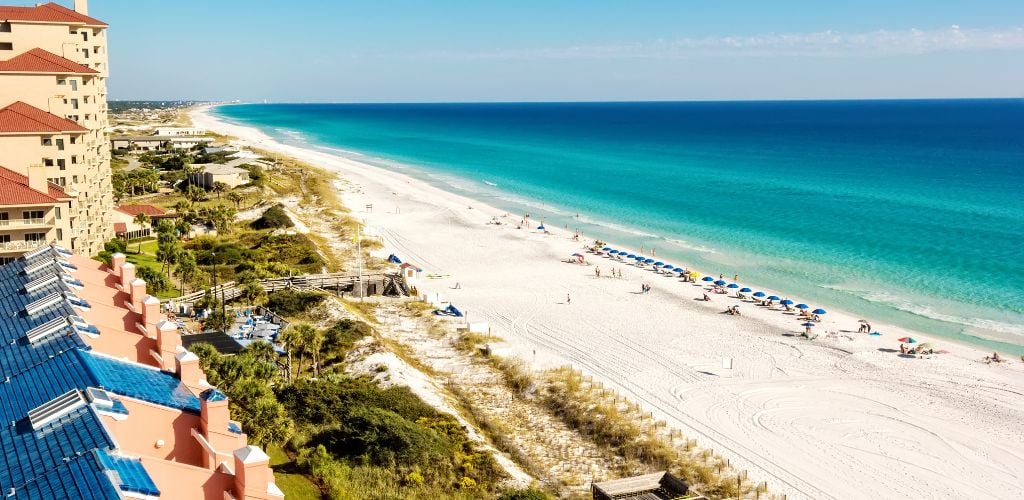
137 266 170 293
499 488 550 500
266 289 326 316
252 204 294 230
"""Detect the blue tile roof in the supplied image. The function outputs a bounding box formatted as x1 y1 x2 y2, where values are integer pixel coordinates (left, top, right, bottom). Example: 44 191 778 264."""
79 351 201 414
95 449 160 496
11 450 120 500
0 406 115 493
200 388 228 402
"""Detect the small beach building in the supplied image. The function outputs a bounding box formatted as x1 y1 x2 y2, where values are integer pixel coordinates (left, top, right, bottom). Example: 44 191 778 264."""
190 163 251 189
111 203 169 239
400 261 423 286
154 126 207 136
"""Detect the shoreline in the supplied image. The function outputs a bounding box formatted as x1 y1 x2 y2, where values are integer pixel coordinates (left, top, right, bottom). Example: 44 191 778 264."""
192 104 1024 499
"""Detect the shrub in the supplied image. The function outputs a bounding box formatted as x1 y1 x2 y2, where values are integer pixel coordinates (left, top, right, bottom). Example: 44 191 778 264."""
251 204 294 230
499 488 550 500
137 266 170 293
265 289 326 316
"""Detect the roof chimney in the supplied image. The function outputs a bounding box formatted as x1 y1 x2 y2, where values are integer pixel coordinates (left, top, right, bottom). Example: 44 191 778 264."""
143 295 165 330
110 253 126 275
27 164 48 194
200 389 244 466
119 262 135 289
176 349 206 390
155 320 180 371
129 278 146 310
73 0 88 15
233 446 279 500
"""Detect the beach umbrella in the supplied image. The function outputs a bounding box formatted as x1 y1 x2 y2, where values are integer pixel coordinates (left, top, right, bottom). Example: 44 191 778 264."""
603 247 611 251
780 299 794 305
801 322 816 327
727 284 739 289
796 303 809 309
673 267 684 272
767 295 780 301
654 261 665 266
858 319 868 323
714 280 726 286
898 337 917 343
740 287 752 293
662 263 674 268
702 276 714 282
537 225 546 230
812 308 827 315
609 250 619 254
753 291 766 297
627 254 636 258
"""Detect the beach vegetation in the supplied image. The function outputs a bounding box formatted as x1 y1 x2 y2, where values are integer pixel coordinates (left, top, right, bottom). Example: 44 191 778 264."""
251 203 294 229
266 289 327 316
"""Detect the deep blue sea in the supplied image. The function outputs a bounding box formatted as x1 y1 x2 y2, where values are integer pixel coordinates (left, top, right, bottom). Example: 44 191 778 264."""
214 100 1024 354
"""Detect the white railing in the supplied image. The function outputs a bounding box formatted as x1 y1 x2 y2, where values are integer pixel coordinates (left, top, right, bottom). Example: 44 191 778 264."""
0 218 50 226
0 240 48 252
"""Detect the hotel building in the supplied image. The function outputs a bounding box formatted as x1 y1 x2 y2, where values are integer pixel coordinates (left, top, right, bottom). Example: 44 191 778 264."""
0 0 115 256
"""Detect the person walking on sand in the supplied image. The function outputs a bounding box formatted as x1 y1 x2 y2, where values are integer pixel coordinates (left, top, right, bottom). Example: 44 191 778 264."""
595 267 601 278
566 293 571 305
734 274 739 282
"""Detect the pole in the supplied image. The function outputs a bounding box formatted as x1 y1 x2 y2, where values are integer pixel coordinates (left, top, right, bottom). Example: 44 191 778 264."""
357 224 363 302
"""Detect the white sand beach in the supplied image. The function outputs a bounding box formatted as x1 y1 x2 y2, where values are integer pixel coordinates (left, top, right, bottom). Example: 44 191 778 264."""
193 105 1024 500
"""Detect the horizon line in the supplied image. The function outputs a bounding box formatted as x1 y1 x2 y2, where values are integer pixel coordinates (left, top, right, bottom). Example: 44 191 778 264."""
114 96 1024 105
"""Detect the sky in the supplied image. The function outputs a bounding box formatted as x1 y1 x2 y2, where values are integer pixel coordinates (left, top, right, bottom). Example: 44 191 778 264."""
37 0 1024 101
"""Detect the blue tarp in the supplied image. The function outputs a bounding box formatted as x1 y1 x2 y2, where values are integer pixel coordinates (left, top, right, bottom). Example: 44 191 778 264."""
387 254 403 264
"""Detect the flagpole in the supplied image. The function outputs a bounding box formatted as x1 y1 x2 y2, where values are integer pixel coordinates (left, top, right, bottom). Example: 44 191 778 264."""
357 224 363 302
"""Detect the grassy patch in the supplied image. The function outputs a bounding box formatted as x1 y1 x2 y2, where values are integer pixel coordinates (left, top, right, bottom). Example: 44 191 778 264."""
267 444 323 500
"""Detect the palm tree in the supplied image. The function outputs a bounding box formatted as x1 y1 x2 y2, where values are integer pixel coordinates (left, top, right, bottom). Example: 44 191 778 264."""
132 212 150 252
240 281 266 307
283 323 315 379
175 251 197 295
226 191 243 210
245 341 278 366
211 181 229 199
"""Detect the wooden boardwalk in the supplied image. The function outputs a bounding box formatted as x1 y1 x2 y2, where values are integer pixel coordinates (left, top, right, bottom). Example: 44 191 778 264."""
163 271 408 305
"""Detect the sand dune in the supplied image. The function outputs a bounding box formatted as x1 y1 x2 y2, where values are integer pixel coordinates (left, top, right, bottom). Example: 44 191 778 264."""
193 106 1024 500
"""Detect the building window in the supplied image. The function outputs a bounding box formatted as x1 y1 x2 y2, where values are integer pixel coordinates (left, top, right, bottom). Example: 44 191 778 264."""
56 138 64 150
70 99 79 110
0 43 12 51
71 155 78 165
23 210 44 221
81 48 89 59
70 136 77 144
41 138 53 146
0 235 10 244
24 232 46 243
81 31 88 42
56 229 63 240
0 22 11 33
57 78 66 85
57 159 66 170
55 207 61 220
72 175 78 183
69 79 78 91
43 159 54 167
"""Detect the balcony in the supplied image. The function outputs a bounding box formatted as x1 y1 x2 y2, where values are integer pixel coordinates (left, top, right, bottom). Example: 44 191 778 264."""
0 240 48 254
0 218 52 229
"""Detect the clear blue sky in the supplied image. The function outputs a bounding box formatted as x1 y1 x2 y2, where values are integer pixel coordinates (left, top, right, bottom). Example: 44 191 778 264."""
45 1 1024 101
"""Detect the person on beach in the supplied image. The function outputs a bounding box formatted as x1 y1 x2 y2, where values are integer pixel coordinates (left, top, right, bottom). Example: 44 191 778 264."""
703 293 711 301
566 293 571 305
595 267 601 278
900 343 907 354
734 274 739 282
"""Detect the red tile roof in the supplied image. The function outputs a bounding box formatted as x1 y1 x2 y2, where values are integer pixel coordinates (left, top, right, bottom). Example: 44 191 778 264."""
0 48 98 74
0 101 87 134
115 204 167 217
0 165 67 205
0 165 71 200
113 222 127 233
0 2 107 27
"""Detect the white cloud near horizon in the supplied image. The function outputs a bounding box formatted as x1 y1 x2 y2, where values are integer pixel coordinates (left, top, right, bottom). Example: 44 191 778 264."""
416 26 1024 60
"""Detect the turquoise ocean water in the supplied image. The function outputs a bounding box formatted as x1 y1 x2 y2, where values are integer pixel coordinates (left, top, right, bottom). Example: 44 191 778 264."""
213 100 1024 354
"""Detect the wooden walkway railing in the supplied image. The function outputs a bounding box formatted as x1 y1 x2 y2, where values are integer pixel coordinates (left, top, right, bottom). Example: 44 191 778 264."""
163 271 402 305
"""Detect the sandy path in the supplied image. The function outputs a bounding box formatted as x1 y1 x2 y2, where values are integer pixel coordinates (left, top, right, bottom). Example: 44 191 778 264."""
193 106 1024 500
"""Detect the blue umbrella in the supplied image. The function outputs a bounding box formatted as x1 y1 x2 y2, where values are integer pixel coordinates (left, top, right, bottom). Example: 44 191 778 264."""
662 263 674 268
603 247 611 251
767 295 780 301
753 291 766 297
780 299 794 305
654 261 664 266
634 255 643 260
714 280 726 286
644 258 655 264
537 225 546 230
673 267 684 272
627 254 636 258
796 303 809 309
727 284 739 289
740 288 752 293
609 250 619 254
702 276 714 282
801 322 816 327
812 308 827 315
